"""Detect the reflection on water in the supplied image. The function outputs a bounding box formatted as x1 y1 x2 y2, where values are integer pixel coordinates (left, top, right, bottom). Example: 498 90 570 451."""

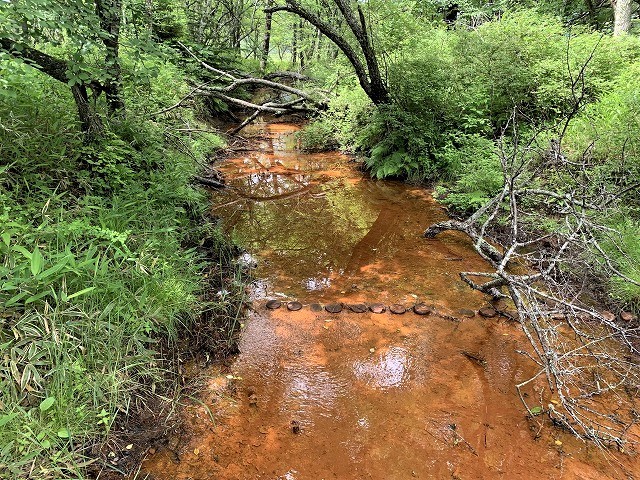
212 125 484 304
280 365 346 421
353 346 412 390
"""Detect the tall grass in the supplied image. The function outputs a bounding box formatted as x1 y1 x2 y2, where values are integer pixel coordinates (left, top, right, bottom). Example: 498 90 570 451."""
0 64 240 478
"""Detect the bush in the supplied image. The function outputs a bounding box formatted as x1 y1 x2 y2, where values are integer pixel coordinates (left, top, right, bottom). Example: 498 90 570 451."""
434 135 503 214
296 120 338 152
320 9 640 184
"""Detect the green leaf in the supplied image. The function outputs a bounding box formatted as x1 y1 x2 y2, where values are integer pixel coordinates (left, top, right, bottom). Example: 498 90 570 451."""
25 290 50 305
39 397 56 412
6 291 30 307
37 261 67 280
57 429 70 438
66 286 96 300
40 439 52 449
0 413 18 427
12 245 32 259
530 406 543 416
31 247 44 276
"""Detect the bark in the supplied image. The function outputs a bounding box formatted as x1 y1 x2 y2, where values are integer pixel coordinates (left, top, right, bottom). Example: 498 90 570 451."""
0 38 104 140
266 0 390 105
612 0 633 35
291 18 298 67
95 0 125 116
71 84 105 142
260 0 274 72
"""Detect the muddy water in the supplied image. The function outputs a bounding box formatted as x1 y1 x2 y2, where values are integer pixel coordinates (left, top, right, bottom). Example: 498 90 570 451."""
144 125 637 480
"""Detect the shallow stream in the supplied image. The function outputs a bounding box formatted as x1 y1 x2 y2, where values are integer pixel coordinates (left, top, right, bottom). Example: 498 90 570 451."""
143 124 636 480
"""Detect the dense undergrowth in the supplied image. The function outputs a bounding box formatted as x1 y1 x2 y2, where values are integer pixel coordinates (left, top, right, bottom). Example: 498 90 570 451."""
298 9 640 308
0 54 242 478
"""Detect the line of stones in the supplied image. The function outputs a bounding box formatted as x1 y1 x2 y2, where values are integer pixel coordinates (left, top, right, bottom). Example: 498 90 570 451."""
264 299 499 318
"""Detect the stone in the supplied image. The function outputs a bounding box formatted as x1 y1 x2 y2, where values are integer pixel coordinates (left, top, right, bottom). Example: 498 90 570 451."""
413 303 433 316
349 304 368 314
325 303 343 314
458 309 475 318
369 304 386 314
287 301 303 311
291 420 301 434
310 303 323 312
478 307 497 318
620 311 636 322
266 300 281 310
389 304 406 315
601 310 616 322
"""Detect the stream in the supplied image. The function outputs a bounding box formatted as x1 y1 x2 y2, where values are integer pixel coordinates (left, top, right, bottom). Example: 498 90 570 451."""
143 124 636 480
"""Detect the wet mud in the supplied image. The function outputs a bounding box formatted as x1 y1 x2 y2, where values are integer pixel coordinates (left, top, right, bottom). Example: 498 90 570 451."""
142 124 639 480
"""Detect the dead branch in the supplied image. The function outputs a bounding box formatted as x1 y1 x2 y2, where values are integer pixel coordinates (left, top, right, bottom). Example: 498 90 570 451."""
425 101 640 448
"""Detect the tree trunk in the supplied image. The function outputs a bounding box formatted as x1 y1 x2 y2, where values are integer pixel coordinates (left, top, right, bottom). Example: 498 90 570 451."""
266 0 390 105
260 0 273 72
72 85 105 143
612 0 632 35
95 0 125 116
291 19 298 67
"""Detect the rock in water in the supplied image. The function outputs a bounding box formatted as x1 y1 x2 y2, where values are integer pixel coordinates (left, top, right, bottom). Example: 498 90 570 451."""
325 303 343 314
620 311 635 322
287 301 303 311
601 311 615 321
369 304 386 314
413 303 433 315
266 300 282 310
478 307 497 318
310 303 323 312
349 304 368 313
390 304 406 315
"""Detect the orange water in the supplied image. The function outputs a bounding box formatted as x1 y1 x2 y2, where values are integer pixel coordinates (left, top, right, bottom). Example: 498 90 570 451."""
143 124 638 480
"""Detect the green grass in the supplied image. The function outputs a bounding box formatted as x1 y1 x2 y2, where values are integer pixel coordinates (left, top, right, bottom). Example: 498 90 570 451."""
0 69 242 479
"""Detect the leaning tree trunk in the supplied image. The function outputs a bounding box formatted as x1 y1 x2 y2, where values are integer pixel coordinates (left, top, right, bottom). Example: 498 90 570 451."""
612 0 632 35
0 38 105 141
266 0 390 105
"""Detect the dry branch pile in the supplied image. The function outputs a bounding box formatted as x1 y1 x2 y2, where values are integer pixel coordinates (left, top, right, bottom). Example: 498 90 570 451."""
425 113 640 448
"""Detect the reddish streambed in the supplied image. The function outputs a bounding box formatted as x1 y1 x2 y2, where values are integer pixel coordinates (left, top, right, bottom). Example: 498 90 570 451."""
143 124 639 479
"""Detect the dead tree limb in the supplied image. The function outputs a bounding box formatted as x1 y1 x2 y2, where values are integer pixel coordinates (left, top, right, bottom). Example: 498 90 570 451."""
173 41 326 132
425 104 640 448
